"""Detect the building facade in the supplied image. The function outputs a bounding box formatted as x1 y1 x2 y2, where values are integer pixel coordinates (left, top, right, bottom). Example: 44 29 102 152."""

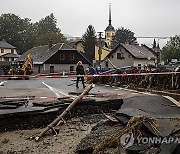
101 43 156 70
17 42 91 74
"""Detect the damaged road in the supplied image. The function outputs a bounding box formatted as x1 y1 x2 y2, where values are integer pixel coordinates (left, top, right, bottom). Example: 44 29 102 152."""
0 78 180 154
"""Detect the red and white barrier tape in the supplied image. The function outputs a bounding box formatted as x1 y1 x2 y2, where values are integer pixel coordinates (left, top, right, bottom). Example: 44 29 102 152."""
0 72 179 79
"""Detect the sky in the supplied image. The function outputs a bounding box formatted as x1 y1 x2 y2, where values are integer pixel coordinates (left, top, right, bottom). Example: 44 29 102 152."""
1 0 180 48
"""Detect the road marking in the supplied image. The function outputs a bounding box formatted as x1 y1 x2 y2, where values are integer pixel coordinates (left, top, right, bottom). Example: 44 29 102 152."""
0 81 7 86
42 82 69 98
163 96 180 107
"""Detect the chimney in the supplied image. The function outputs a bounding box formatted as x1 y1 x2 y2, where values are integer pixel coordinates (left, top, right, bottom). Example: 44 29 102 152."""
48 39 53 49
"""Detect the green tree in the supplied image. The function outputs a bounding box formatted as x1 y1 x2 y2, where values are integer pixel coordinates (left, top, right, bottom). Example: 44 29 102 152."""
34 13 66 46
111 27 137 48
82 25 97 63
35 32 66 46
36 13 60 35
0 13 36 54
161 35 180 64
0 13 66 54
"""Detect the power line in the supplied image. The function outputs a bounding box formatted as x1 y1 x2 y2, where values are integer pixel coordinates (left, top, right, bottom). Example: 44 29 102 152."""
135 36 170 39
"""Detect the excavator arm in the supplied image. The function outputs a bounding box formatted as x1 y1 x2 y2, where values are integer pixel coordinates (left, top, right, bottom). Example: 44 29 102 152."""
21 54 33 75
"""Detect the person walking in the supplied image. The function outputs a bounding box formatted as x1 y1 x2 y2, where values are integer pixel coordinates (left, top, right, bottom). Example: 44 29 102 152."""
76 61 86 88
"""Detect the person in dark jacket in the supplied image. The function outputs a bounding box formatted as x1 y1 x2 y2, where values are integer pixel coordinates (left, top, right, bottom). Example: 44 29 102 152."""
76 61 86 88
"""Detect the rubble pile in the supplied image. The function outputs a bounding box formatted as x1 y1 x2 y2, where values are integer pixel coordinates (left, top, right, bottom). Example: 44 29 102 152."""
77 95 180 154
91 69 180 98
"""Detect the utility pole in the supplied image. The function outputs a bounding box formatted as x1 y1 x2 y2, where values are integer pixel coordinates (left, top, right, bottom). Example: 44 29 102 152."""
98 32 103 70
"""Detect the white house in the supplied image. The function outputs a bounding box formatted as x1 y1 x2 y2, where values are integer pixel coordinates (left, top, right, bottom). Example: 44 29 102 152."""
101 43 156 70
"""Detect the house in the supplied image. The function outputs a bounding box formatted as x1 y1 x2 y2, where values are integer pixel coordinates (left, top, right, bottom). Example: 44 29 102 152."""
68 40 85 53
101 43 156 70
142 39 161 65
17 41 91 74
0 40 19 74
0 40 19 62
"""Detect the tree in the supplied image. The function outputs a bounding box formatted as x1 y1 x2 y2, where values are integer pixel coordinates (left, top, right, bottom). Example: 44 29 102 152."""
0 13 66 54
111 27 137 48
35 13 66 46
35 32 66 46
36 13 60 35
0 13 36 54
82 25 97 63
161 35 180 64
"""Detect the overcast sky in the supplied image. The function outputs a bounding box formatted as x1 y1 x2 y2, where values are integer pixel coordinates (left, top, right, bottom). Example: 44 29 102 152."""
1 0 180 48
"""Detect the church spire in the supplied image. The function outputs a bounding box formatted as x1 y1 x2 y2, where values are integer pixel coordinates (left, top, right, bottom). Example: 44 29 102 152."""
109 3 112 26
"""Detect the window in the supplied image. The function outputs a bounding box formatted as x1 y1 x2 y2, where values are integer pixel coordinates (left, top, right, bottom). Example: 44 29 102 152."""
70 66 74 71
4 57 9 61
11 49 14 54
117 53 124 59
107 32 110 37
50 66 54 73
1 49 4 53
70 54 74 61
111 55 114 58
60 54 65 60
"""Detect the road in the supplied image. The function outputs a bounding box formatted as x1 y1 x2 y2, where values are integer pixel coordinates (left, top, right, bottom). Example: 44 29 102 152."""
0 78 142 101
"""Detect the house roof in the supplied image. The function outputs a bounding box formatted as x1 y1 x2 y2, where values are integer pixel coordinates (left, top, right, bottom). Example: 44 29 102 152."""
0 41 16 49
105 25 115 31
0 53 20 58
17 43 74 64
68 40 83 47
108 43 156 60
17 43 91 65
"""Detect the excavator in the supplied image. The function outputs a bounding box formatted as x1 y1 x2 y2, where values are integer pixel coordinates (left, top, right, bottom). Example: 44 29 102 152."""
8 54 34 75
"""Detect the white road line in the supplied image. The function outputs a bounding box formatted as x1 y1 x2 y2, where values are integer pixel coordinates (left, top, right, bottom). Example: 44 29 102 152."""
0 81 7 86
163 96 180 107
42 82 69 98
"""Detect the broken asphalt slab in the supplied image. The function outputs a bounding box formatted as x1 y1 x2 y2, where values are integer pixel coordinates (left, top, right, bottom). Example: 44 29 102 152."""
115 95 180 136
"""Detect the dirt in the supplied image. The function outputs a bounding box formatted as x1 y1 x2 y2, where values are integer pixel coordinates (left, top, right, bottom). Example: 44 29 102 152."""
0 114 106 154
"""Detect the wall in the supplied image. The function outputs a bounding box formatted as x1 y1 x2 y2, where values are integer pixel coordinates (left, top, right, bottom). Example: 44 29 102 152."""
75 42 85 53
105 30 115 47
0 48 17 57
133 59 155 66
34 64 89 74
101 46 133 69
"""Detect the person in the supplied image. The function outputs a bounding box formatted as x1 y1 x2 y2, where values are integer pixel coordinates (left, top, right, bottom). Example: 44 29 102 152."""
76 61 86 88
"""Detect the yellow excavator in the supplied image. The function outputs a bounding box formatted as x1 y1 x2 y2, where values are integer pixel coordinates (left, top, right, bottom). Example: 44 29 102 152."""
8 54 34 75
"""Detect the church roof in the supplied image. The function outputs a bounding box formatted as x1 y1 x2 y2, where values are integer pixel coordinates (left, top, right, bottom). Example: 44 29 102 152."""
105 24 115 31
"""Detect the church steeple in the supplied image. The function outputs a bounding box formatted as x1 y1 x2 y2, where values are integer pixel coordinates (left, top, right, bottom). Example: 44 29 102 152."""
105 3 115 48
105 3 115 31
109 3 112 26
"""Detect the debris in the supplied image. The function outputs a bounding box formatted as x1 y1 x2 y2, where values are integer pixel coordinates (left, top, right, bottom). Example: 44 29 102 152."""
35 84 95 141
93 115 158 154
102 112 119 123
1 137 10 144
